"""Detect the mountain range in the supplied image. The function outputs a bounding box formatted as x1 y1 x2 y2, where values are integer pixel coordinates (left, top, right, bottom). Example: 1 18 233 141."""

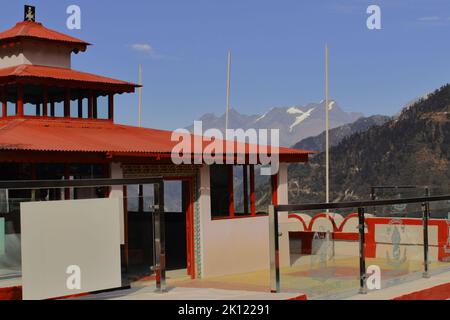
187 101 363 147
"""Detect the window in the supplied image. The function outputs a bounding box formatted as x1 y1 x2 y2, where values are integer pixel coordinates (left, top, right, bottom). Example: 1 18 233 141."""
210 164 276 219
255 165 274 215
210 165 231 218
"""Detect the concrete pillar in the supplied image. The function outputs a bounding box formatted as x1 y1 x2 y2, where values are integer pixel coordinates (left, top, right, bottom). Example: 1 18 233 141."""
110 163 125 245
277 163 291 267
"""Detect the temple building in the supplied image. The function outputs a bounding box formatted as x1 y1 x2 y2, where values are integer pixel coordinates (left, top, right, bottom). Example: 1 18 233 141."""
0 7 314 293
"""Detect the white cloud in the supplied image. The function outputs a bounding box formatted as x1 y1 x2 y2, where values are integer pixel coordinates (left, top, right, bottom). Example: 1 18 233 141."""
131 43 163 59
417 16 440 22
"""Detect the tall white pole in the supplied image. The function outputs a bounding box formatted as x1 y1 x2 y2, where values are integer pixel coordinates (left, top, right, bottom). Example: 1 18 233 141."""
138 64 143 127
225 50 232 132
325 44 330 204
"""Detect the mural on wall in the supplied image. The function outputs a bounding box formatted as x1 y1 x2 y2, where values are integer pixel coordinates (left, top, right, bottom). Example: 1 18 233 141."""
386 219 408 269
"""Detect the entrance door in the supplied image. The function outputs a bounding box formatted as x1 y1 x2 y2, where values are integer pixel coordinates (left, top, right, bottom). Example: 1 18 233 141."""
164 178 195 278
125 178 194 280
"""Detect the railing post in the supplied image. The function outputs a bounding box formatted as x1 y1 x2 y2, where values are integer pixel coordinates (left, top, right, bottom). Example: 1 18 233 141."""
358 207 367 294
154 181 166 292
269 205 280 293
422 201 430 279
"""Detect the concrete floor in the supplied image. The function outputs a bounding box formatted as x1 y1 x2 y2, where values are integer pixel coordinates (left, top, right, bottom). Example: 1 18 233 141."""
4 255 450 300
75 285 304 300
346 269 450 300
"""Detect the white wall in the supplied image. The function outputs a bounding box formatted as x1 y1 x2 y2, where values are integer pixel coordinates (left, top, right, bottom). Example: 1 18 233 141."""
198 165 290 277
0 40 72 69
20 198 122 300
276 163 291 267
109 163 125 245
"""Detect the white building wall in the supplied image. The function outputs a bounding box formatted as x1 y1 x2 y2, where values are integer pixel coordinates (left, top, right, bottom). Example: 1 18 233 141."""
0 40 72 69
0 46 27 68
198 164 290 278
277 163 291 267
109 162 125 245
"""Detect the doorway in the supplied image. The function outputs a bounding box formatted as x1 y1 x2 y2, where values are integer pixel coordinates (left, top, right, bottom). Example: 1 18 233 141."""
125 177 195 280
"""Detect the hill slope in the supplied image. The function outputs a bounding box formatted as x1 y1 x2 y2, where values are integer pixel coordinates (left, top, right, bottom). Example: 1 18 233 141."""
293 115 390 152
288 84 450 204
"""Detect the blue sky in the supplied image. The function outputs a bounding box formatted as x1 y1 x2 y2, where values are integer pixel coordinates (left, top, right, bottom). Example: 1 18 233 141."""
1 0 450 130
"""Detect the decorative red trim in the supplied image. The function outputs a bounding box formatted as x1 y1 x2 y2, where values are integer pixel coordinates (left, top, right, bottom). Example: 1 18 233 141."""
288 293 308 300
308 213 338 232
337 213 358 232
0 286 22 300
393 282 450 300
332 232 360 241
288 214 308 230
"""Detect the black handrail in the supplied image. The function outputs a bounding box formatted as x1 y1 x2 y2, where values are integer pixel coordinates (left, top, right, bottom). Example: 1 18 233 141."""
275 194 450 212
0 176 167 292
269 193 450 294
0 177 163 190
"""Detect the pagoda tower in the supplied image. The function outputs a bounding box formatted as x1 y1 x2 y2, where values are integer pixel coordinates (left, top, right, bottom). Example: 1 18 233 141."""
0 6 138 121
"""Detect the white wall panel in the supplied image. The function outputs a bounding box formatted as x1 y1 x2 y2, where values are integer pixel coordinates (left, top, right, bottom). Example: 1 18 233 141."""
21 198 122 300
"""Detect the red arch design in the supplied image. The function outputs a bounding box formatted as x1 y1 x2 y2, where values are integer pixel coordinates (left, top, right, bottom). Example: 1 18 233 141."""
338 213 359 232
308 213 338 232
288 214 308 231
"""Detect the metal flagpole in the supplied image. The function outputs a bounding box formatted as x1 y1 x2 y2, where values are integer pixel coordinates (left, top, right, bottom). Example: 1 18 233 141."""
138 64 143 127
225 50 232 132
325 44 330 204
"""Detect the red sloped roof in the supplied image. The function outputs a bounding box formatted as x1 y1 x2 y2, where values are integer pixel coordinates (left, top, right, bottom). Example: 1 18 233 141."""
0 21 89 47
0 118 315 162
0 64 139 90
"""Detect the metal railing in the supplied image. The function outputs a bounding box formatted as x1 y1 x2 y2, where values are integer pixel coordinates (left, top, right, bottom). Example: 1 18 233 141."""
269 194 450 294
0 177 167 293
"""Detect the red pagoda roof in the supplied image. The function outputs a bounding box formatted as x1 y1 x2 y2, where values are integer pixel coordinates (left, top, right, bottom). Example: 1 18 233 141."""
0 118 314 162
0 64 139 92
0 21 89 49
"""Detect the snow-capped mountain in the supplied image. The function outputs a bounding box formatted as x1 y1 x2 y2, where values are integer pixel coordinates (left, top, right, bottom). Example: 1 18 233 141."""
187 100 363 147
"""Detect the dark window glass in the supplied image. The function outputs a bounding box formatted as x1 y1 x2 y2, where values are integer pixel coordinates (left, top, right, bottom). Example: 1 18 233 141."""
210 165 230 218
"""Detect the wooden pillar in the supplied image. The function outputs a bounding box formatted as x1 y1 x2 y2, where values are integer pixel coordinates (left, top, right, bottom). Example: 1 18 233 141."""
50 100 55 117
138 185 144 213
122 185 129 270
88 91 94 119
16 84 24 116
271 174 278 205
64 164 70 200
93 95 98 119
243 165 249 215
42 86 48 116
250 165 256 216
64 88 71 117
1 87 6 118
108 93 114 121
228 165 235 217
35 97 41 116
35 103 41 116
78 94 83 118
